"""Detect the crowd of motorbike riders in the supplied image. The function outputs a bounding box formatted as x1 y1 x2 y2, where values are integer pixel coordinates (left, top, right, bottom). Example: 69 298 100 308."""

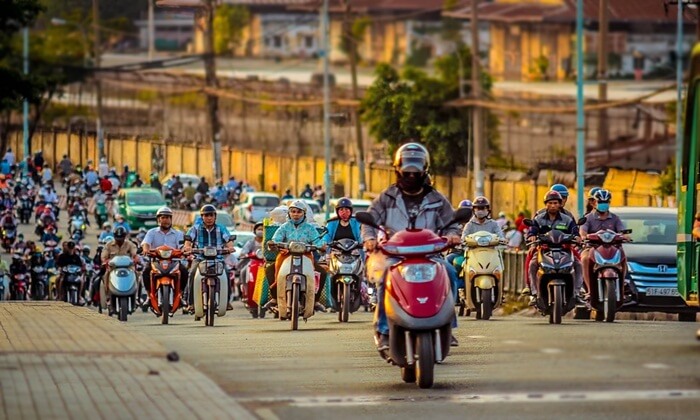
0 144 630 347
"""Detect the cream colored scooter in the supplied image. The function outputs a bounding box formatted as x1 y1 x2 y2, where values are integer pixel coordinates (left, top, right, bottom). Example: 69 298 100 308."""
271 241 318 330
463 231 506 320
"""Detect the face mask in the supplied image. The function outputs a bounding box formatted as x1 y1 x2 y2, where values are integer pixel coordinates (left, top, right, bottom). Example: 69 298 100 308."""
398 172 425 193
255 230 263 238
291 216 304 225
596 202 610 213
475 209 488 219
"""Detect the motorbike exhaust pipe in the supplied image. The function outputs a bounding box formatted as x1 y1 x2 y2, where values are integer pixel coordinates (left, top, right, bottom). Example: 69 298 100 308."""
435 329 443 364
405 330 415 365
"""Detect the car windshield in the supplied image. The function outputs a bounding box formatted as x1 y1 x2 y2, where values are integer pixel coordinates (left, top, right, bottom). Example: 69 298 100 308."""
620 214 676 245
127 193 165 206
307 202 321 213
253 197 280 207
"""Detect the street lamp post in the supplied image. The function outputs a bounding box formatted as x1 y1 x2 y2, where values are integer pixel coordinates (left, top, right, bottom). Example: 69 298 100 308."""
22 27 30 159
575 0 585 217
321 0 332 221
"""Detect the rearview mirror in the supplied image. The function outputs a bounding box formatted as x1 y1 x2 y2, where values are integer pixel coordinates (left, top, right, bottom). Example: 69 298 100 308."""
523 218 534 227
452 207 472 224
621 229 632 234
355 211 380 230
577 217 587 226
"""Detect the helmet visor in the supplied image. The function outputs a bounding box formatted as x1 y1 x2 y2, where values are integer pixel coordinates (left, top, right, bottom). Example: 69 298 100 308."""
399 152 427 173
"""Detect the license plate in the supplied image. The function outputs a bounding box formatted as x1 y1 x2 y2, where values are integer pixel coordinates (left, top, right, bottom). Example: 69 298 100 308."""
145 221 157 226
645 287 680 297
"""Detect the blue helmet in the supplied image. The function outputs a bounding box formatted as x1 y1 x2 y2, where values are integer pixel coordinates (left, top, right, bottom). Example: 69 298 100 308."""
459 199 472 209
588 186 602 198
550 183 569 198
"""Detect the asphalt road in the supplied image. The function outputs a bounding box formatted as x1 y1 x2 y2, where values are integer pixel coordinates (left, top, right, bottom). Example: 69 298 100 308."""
17 218 700 419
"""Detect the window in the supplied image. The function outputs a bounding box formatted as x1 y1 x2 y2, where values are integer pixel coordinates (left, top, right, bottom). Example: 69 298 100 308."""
273 35 282 48
253 197 280 207
304 35 314 48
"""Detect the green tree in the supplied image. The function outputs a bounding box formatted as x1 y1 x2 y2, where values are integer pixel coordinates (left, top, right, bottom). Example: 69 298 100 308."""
338 16 370 62
654 160 675 199
213 4 249 56
362 45 503 174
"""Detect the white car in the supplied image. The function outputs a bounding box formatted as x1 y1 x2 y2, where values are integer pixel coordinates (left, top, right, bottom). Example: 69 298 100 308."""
233 192 280 224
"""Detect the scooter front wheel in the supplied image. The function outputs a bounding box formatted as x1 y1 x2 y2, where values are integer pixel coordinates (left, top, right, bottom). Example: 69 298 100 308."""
416 331 434 389
291 283 300 331
161 285 170 325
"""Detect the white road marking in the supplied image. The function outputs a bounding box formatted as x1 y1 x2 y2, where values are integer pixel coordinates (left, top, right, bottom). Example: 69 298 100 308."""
466 335 486 339
238 390 700 407
502 340 523 345
540 348 563 354
590 354 614 360
643 363 671 370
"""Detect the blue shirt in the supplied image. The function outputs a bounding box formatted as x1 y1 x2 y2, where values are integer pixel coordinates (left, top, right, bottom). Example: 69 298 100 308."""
186 222 231 248
113 221 132 233
85 170 99 186
142 227 185 249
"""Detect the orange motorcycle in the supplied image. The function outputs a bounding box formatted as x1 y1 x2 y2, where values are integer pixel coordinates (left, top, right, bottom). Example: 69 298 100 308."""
146 245 185 324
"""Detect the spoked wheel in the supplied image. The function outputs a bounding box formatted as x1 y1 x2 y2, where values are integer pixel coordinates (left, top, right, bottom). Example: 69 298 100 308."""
291 283 300 331
604 278 616 323
205 284 216 327
415 332 435 389
161 286 170 325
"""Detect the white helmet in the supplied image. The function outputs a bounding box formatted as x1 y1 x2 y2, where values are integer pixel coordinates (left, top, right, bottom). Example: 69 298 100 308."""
156 206 173 217
269 206 289 225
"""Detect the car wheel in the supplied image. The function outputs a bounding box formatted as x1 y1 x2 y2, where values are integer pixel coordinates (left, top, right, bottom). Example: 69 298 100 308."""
678 312 697 322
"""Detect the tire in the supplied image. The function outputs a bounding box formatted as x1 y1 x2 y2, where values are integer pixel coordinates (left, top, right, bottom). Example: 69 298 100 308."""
604 279 616 323
341 283 350 323
480 288 492 321
678 312 697 322
415 332 435 389
118 297 128 322
161 286 170 325
457 302 465 317
291 283 300 331
337 284 343 322
206 284 216 327
551 285 563 325
401 366 416 383
574 306 591 320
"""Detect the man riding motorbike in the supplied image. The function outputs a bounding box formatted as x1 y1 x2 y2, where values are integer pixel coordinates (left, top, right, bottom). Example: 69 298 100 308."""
361 142 462 350
55 241 86 303
579 189 628 296
183 204 235 311
266 200 328 314
525 190 584 304
461 197 504 240
99 227 138 310
585 187 602 216
323 197 363 306
141 207 187 304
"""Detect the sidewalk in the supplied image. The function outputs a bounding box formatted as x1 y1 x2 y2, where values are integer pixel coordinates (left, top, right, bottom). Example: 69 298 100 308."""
0 302 254 420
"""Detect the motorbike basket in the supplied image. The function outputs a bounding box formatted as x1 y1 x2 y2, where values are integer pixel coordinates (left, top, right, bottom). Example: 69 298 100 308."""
199 260 224 276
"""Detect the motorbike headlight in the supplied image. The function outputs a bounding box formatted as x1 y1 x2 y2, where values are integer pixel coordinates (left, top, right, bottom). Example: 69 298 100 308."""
398 263 436 283
351 249 361 256
476 235 491 247
289 242 307 254
203 247 218 257
158 249 172 259
594 251 621 265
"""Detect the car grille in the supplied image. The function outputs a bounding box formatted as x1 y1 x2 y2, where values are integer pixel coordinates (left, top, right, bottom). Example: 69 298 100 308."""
627 261 677 293
135 213 156 220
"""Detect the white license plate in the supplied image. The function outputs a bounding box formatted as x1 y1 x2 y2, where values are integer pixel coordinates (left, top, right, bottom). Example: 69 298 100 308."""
145 221 158 226
645 287 680 297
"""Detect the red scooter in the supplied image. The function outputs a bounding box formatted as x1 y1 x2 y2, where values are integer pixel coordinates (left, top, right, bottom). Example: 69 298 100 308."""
356 208 471 389
584 228 631 322
240 249 265 318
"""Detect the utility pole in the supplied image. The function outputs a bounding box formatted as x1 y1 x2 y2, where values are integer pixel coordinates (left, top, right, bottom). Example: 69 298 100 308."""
471 0 484 197
92 0 104 160
676 0 684 199
576 0 585 217
204 0 222 180
22 27 29 158
597 0 609 154
148 0 155 60
343 0 366 198
322 0 332 220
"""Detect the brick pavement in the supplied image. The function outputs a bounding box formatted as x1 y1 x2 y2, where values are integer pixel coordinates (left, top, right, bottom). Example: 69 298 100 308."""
0 302 255 420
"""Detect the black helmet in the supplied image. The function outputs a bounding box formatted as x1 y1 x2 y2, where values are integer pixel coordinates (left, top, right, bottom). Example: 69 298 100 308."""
253 222 263 231
200 204 217 215
472 196 491 209
543 190 563 204
114 226 127 239
392 143 430 174
335 197 353 212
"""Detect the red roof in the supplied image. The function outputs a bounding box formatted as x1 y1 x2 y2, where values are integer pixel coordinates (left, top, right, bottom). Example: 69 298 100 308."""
445 0 696 24
295 0 453 13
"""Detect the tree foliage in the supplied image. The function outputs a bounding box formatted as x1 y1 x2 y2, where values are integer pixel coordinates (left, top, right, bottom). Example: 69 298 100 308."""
361 44 503 174
213 4 249 56
654 160 675 199
339 16 370 62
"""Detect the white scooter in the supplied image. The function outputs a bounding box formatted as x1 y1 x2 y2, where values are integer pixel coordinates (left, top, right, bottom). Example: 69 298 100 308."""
101 255 138 322
192 247 231 326
463 231 506 320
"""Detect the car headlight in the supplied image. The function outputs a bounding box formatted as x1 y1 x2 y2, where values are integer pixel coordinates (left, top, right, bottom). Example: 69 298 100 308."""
399 263 437 283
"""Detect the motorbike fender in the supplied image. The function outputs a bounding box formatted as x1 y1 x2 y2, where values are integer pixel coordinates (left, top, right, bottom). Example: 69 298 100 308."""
473 275 495 290
109 269 138 296
276 254 315 319
193 269 229 318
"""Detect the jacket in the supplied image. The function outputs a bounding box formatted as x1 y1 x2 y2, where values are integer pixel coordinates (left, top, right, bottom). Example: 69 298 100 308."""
461 217 504 241
324 217 362 244
528 211 578 238
360 185 459 241
271 220 324 247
